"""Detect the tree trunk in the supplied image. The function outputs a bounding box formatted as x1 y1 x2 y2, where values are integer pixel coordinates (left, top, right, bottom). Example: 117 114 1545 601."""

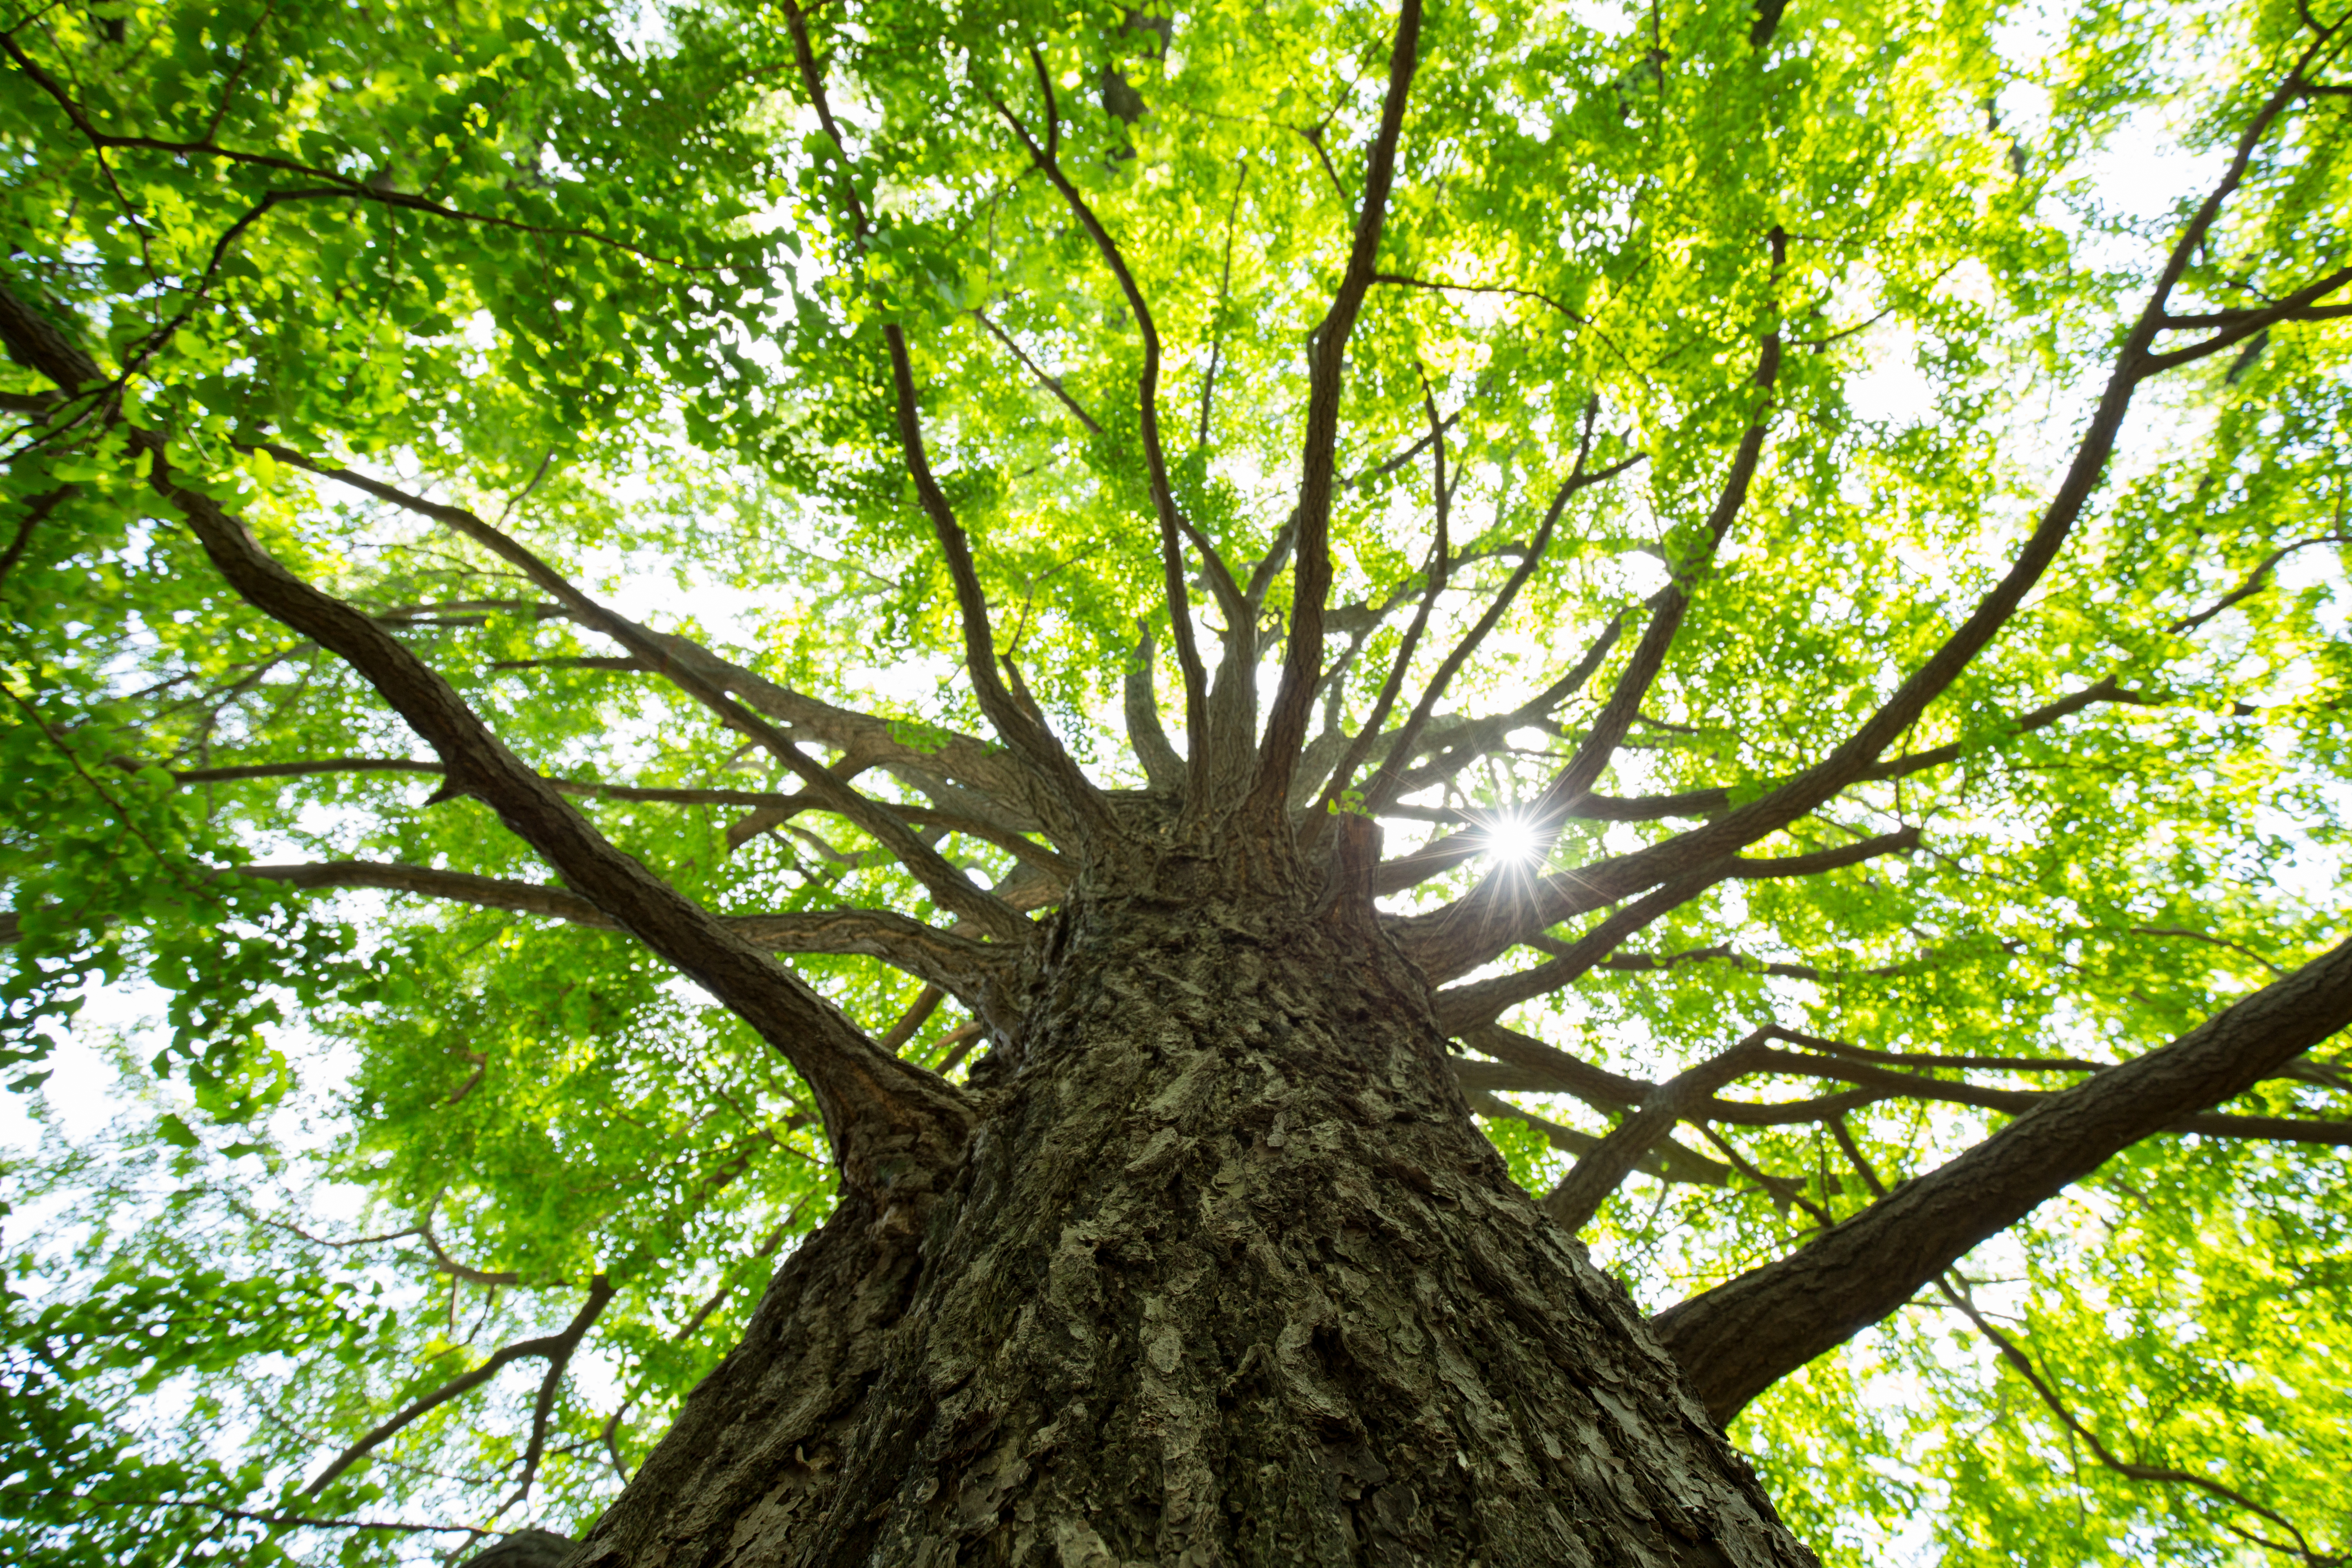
572 889 1817 1567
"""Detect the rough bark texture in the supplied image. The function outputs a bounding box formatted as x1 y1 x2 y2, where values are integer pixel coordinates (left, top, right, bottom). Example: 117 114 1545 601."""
573 886 1815 1567
470 1530 580 1568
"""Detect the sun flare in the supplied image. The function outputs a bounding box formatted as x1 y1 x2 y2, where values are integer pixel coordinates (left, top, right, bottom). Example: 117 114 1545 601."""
1485 813 1542 866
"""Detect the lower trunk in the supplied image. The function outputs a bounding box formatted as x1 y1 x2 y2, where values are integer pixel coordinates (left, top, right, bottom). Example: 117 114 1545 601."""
573 893 1815 1567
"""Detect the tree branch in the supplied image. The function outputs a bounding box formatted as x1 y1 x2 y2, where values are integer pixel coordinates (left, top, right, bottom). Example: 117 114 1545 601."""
232 860 1002 996
1411 296 1778 946
1345 429 1642 826
156 753 1062 885
1573 676 2146 823
237 860 609 925
1651 932 2352 1423
1244 0 1425 828
1454 1037 2349 1145
998 47 1248 648
1307 385 1456 820
1389 64 2322 981
0 36 712 273
1430 825 1920 1027
1123 623 1187 792
506 1277 611 1507
1196 158 1250 451
2147 263 2352 373
970 307 1102 435
1451 1056 1879 1127
251 445 1029 941
1932 1274 2332 1564
63 1499 490 1539
1526 250 1782 833
878 985 944 1053
1743 1033 2352 1145
775 0 1116 846
1543 1032 1769 1231
0 285 976 1192
1461 1086 1733 1187
420 1220 521 1289
304 1276 614 1498
1360 617 1630 893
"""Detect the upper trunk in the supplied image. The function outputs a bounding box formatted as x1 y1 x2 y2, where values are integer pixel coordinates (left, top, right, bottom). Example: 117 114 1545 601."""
571 879 1816 1567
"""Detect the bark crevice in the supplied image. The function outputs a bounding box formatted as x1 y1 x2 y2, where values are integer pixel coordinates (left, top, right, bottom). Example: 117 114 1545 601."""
574 889 1817 1567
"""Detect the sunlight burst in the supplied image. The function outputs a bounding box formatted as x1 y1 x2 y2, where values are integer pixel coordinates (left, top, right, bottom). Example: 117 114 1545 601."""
1485 813 1542 866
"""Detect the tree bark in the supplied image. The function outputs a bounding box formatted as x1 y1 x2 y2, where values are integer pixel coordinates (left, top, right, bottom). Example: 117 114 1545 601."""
573 891 1816 1567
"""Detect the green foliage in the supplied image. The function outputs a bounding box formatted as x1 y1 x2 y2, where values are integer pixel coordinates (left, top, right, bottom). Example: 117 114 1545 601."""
0 0 2346 1559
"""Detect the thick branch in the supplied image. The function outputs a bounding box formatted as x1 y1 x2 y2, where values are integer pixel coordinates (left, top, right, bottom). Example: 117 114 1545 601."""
1544 1033 1768 1231
1392 65 2319 980
1123 625 1187 792
0 284 975 1191
1245 0 1425 826
1651 933 2352 1423
1455 1022 1646 1113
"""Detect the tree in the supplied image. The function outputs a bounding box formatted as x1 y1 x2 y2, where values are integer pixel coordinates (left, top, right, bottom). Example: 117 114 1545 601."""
0 0 2348 1560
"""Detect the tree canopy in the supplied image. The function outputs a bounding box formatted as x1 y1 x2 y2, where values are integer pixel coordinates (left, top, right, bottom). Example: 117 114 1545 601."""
1 0 2348 1561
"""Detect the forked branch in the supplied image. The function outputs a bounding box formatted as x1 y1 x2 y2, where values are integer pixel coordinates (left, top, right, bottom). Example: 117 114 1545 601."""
1544 1032 1769 1231
1650 933 2352 1423
303 1276 615 1498
0 284 976 1192
1245 0 1426 826
777 0 1116 844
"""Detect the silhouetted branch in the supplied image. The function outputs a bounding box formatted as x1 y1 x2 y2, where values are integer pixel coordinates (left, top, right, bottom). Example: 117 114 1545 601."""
970 307 1102 435
304 1276 615 1498
1935 1274 2332 1564
1544 1032 1770 1230
1246 0 1426 826
1653 933 2352 1423
64 1497 491 1538
1461 1086 1732 1187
